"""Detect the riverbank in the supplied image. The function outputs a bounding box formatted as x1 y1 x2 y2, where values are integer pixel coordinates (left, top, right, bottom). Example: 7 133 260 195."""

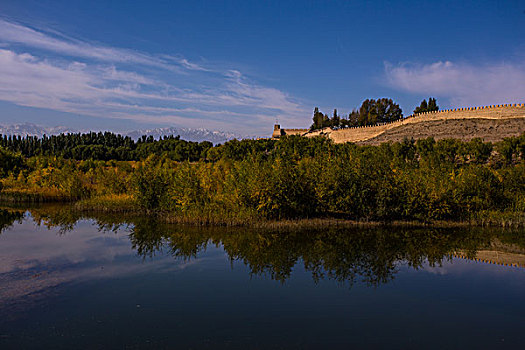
2 134 524 228
3 195 524 229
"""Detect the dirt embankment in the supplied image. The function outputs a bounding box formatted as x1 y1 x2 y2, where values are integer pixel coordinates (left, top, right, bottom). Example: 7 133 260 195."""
359 118 525 145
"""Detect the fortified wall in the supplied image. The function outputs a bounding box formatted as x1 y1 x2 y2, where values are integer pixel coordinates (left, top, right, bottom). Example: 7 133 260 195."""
453 239 525 268
274 104 525 143
272 124 308 138
453 251 525 268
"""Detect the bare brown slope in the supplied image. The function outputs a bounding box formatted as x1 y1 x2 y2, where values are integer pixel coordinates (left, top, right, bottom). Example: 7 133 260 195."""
359 118 525 145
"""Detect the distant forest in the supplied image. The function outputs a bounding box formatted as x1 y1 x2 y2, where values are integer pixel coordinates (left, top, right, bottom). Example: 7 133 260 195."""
0 132 216 161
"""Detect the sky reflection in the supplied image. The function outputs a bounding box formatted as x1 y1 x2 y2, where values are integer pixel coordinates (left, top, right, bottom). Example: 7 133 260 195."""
0 210 524 348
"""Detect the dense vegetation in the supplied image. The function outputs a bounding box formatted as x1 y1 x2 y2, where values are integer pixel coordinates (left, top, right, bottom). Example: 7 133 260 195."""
310 98 403 131
310 97 440 132
1 132 524 226
414 97 439 114
0 132 213 161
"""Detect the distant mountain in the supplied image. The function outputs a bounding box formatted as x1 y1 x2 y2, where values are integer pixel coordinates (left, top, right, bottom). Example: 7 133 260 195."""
0 123 80 137
0 123 244 144
125 127 244 144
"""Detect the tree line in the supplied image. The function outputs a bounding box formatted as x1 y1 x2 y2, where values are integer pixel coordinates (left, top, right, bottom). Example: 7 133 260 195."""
1 96 441 161
0 132 214 161
310 97 439 131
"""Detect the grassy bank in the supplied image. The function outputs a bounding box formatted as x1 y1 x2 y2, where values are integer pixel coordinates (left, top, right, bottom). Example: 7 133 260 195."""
74 194 139 212
18 193 520 229
2 194 525 229
0 188 74 203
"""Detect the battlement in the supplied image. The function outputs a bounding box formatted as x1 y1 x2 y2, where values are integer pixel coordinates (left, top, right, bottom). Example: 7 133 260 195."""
272 104 525 143
413 103 525 116
337 104 525 131
302 103 525 143
453 250 525 268
272 124 308 138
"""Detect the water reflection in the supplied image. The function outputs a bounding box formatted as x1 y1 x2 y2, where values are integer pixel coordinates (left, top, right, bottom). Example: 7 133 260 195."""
130 219 525 285
1 206 525 348
0 209 24 233
1 205 524 288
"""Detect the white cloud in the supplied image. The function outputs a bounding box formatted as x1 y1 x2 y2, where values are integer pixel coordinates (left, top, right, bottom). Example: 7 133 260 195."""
0 18 179 71
385 60 525 107
0 19 308 134
0 218 216 306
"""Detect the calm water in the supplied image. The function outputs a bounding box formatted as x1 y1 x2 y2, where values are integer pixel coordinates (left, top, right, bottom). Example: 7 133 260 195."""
0 206 524 349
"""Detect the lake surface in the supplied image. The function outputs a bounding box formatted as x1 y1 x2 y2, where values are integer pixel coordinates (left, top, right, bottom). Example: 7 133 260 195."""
0 206 524 349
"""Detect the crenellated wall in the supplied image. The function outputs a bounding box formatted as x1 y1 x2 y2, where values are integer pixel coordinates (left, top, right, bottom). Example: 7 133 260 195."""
272 124 308 138
304 104 525 143
453 250 525 268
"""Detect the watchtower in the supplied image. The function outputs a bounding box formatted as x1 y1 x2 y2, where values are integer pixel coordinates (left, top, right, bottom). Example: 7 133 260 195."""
272 124 284 138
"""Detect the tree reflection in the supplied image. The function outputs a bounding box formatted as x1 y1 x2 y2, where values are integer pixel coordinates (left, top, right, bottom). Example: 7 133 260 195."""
0 209 24 234
129 221 524 286
1 205 523 286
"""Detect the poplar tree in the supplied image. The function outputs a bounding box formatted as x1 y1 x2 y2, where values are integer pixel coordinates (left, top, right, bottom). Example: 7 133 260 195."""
414 97 439 114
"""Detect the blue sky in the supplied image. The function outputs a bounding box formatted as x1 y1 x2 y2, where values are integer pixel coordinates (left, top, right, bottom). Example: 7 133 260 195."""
0 0 524 135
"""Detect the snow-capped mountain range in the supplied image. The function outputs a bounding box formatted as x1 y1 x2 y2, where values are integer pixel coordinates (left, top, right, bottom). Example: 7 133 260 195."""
0 123 247 144
125 127 243 144
0 123 77 137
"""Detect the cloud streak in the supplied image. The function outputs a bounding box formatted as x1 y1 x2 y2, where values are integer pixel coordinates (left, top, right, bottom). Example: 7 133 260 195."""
0 18 308 134
385 60 525 107
0 19 184 71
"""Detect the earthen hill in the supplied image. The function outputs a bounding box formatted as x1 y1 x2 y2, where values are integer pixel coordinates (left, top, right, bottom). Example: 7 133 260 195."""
272 104 525 144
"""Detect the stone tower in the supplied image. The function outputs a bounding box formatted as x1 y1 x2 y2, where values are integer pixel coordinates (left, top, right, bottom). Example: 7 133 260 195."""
272 124 284 138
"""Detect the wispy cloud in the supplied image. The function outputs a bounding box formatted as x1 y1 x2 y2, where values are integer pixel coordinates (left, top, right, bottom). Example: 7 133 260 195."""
385 60 525 107
0 19 181 71
0 18 308 134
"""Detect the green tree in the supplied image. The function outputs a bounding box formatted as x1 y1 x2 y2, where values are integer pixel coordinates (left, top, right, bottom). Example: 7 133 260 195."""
375 98 403 123
0 147 25 177
133 156 170 210
331 109 340 128
428 97 439 112
348 109 359 127
357 98 403 126
310 107 330 131
414 97 439 114
358 99 378 125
